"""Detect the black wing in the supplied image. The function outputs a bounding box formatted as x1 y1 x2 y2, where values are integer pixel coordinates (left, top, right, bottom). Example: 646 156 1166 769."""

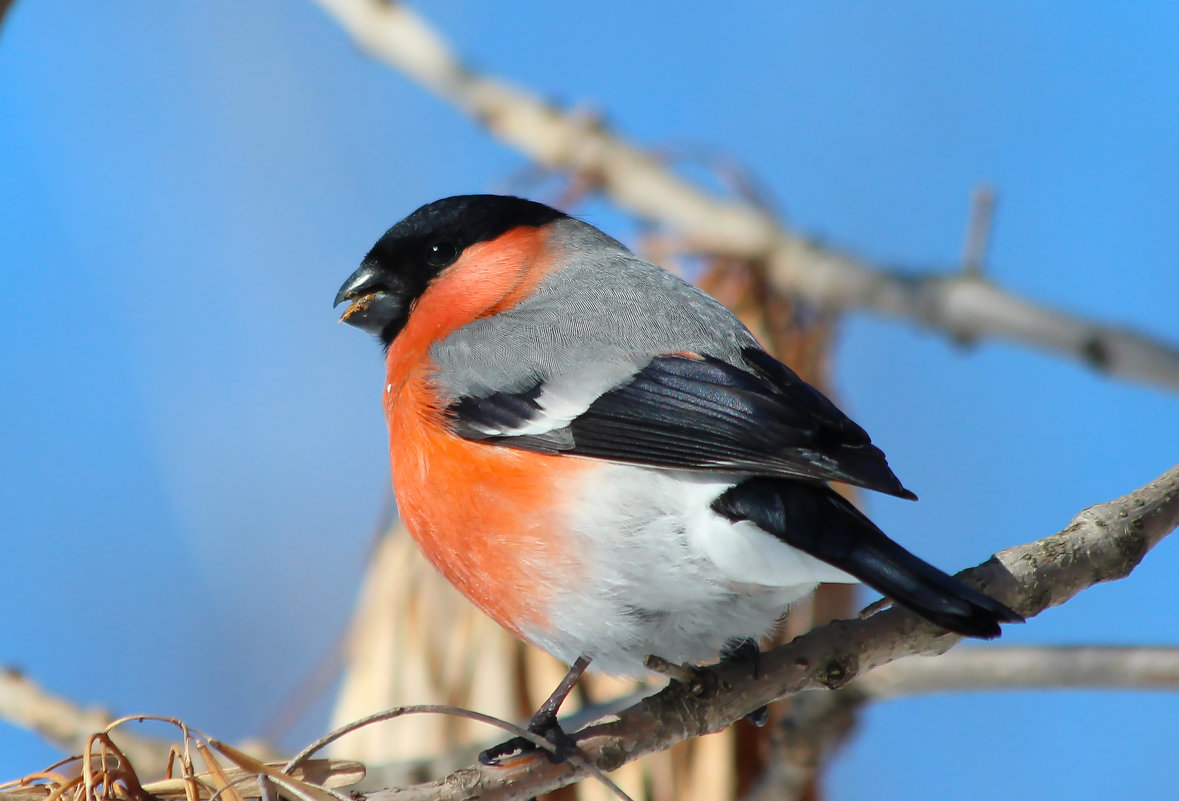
447 347 916 499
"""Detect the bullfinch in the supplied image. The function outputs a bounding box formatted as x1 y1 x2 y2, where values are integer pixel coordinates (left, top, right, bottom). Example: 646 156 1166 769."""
334 194 1022 763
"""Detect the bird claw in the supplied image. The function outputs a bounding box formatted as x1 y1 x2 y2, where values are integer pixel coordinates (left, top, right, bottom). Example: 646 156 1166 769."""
745 704 770 727
478 735 534 766
478 719 578 766
720 637 763 678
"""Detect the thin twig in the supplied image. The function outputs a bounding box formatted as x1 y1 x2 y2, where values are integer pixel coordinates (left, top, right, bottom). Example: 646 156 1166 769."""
311 0 1179 393
285 705 634 801
961 184 996 277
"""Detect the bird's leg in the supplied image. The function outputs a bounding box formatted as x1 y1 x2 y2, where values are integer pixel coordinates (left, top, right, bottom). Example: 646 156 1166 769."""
478 655 591 766
720 637 769 727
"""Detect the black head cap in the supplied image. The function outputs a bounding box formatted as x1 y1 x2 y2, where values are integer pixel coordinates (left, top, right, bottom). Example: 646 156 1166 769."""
335 195 567 346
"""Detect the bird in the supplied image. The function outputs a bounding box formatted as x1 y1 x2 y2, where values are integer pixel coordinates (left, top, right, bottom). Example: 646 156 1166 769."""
334 194 1022 764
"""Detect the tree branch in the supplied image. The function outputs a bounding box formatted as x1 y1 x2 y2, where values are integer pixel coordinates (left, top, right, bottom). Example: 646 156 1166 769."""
273 646 1179 798
352 464 1179 800
311 0 1179 394
4 467 1176 800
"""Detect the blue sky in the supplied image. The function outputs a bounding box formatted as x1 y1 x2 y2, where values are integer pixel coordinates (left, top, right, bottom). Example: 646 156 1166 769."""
2 2 1177 798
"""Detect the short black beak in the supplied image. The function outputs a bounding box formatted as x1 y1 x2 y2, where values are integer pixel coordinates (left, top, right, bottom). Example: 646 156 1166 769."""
335 262 406 338
334 263 380 308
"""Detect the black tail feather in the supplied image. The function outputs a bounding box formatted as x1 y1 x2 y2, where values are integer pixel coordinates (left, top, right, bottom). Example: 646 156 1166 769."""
711 479 1023 638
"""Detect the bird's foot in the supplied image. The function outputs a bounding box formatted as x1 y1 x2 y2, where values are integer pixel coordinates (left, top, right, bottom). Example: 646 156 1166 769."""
720 637 769 727
720 637 763 678
480 655 590 766
478 713 578 766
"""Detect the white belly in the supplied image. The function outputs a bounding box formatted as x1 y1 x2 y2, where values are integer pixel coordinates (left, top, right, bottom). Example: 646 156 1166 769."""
521 464 856 677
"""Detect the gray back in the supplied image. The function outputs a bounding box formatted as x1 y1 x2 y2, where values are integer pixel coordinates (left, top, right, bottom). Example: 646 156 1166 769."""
427 218 759 401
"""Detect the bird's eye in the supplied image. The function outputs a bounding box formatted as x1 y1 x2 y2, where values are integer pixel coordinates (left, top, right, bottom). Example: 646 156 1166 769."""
425 241 458 267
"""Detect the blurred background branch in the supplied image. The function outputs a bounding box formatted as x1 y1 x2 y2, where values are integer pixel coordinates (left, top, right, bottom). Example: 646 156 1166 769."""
857 645 1179 698
313 0 1179 394
0 0 16 33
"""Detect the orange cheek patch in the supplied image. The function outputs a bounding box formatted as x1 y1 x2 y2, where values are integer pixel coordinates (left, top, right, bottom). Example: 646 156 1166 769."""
384 368 589 638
